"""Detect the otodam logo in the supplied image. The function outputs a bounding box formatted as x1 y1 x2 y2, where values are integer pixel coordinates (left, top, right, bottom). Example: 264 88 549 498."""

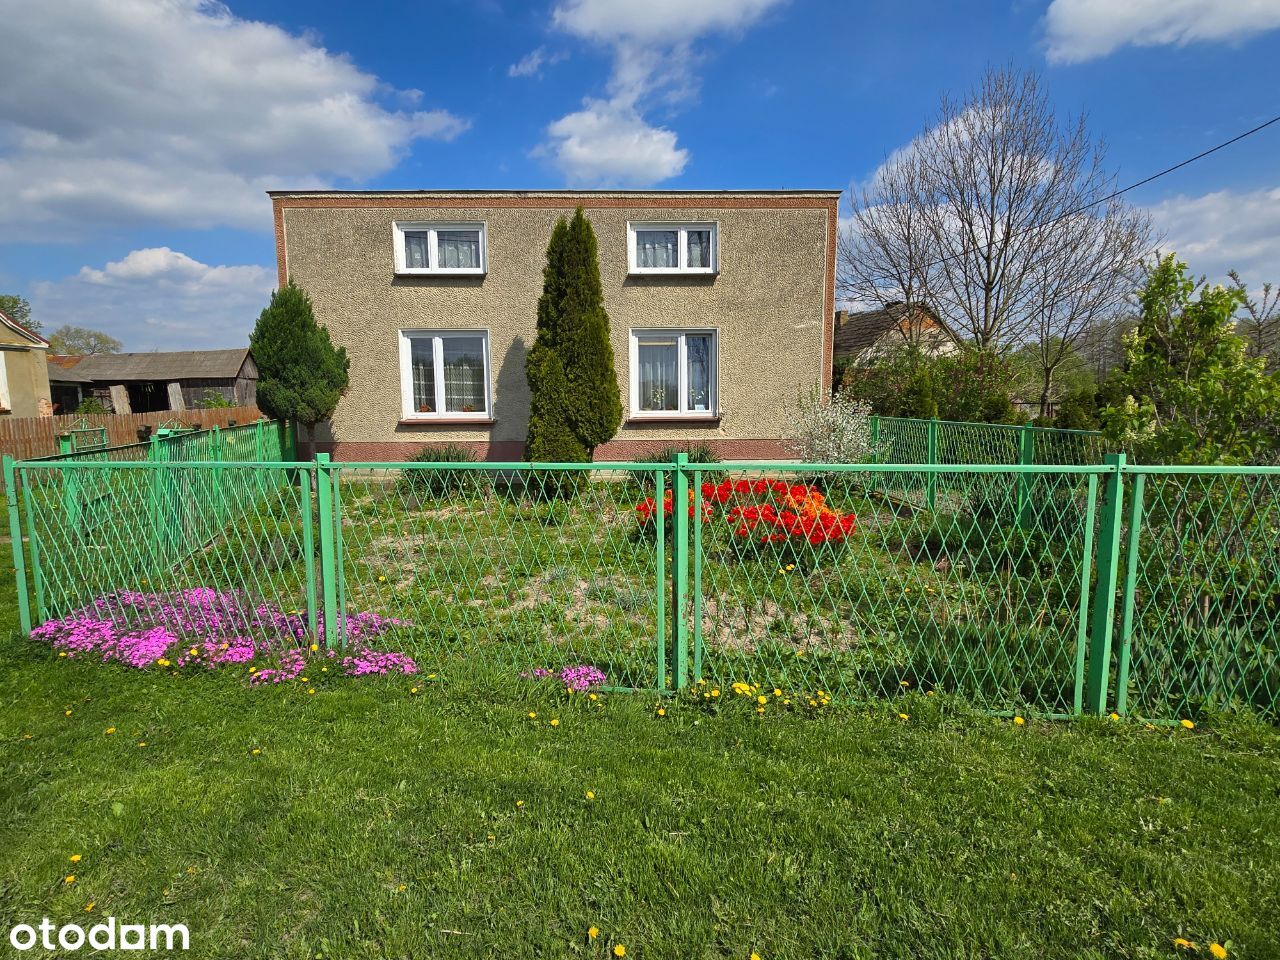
8 917 189 952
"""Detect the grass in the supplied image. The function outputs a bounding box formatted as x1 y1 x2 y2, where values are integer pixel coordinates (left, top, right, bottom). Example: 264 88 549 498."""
2 562 1279 959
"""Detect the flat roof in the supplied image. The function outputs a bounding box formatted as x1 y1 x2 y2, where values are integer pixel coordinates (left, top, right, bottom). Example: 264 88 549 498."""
268 188 843 198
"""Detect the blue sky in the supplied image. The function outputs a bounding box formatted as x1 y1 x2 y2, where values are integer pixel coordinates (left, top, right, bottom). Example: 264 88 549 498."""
1 0 1278 350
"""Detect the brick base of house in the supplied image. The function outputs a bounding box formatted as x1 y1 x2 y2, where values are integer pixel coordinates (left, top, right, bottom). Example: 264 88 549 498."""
308 438 791 462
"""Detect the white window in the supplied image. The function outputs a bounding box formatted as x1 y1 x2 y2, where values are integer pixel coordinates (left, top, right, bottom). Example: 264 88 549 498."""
627 222 718 274
629 329 718 418
393 222 487 275
398 330 491 420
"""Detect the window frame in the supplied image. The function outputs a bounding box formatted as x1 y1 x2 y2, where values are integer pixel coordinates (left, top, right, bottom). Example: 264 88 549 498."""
393 221 488 276
397 329 492 421
627 328 719 420
626 221 719 275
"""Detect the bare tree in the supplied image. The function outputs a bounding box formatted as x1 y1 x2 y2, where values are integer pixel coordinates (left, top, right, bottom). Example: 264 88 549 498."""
1228 270 1279 371
838 147 936 348
841 66 1151 377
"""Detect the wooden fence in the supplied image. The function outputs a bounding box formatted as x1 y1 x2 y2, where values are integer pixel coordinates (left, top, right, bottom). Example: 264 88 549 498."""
0 406 262 463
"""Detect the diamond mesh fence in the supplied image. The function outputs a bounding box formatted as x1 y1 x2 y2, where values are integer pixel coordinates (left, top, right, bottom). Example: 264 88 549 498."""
5 451 1277 720
1115 469 1280 720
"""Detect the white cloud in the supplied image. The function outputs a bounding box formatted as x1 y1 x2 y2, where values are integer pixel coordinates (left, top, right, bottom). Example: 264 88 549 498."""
553 0 784 45
539 0 785 185
509 47 566 78
1044 0 1280 63
1146 186 1280 290
31 247 275 351
542 100 688 186
0 0 468 237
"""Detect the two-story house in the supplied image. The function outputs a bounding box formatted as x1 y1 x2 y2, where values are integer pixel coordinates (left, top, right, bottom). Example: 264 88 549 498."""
269 189 840 461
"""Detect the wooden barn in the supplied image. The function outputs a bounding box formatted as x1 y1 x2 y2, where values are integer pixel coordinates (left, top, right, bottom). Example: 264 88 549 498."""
68 348 258 413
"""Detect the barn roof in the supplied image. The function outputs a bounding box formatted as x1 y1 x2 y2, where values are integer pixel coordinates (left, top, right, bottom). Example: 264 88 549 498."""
48 360 94 384
71 349 254 382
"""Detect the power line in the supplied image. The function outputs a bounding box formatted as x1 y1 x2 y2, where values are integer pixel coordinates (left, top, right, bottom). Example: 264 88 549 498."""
851 112 1280 289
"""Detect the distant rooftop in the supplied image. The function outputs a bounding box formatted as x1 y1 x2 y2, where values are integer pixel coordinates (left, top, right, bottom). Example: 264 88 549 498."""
71 349 254 382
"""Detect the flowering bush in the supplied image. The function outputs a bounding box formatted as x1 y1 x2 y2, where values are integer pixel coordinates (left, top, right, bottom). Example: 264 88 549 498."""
633 478 856 564
31 588 418 680
524 664 608 692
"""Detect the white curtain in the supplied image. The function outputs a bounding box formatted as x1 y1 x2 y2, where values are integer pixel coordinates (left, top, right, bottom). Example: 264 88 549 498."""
405 233 431 269
437 231 480 269
410 338 435 412
636 230 678 269
687 334 711 410
637 338 678 411
442 336 485 412
687 230 711 269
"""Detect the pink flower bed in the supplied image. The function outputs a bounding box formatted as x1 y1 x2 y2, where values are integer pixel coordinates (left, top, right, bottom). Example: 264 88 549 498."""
31 588 419 680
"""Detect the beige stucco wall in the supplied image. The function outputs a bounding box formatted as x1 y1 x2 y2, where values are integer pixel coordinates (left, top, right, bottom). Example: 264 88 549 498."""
0 339 52 419
276 193 836 458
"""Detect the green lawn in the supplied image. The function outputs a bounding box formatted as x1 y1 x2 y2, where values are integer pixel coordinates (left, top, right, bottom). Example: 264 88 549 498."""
1 565 1278 959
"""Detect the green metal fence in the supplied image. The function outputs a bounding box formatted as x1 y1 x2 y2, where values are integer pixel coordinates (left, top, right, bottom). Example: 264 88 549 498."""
5 452 1277 720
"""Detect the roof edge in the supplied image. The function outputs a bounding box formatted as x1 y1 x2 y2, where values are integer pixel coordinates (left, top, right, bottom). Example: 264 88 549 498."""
0 308 49 348
268 188 844 199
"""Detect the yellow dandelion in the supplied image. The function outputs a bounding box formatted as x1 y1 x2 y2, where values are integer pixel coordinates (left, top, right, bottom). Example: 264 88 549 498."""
528 712 537 719
309 643 319 652
550 718 560 727
105 727 116 735
516 800 525 808
251 748 261 755
752 954 763 960
64 875 76 885
900 680 910 687
773 688 781 697
589 693 598 701
757 695 767 705
64 710 72 717
1172 938 1196 951
756 707 765 715
588 926 599 939
1209 944 1228 959
189 647 198 657
657 708 666 717
1013 716 1025 726
58 652 67 658
136 741 147 748
378 575 387 582
84 902 95 913
1180 719 1195 730
300 676 309 683
397 883 407 892
1109 712 1120 721
898 713 909 721
926 690 936 697
586 791 595 800
784 564 794 571
614 946 626 958
307 688 316 695
410 687 419 695
321 666 327 672
710 689 720 697
69 854 82 863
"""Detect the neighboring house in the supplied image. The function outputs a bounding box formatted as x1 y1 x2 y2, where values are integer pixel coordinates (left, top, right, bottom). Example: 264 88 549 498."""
270 189 840 460
832 302 956 374
68 349 258 413
47 356 94 414
0 310 52 417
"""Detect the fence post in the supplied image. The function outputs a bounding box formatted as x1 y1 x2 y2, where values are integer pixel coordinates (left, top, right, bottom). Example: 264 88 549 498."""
691 467 704 685
653 466 667 691
300 462 318 641
315 453 341 650
1018 423 1036 530
1112 471 1145 716
58 433 72 455
254 418 265 461
926 416 938 510
3 456 33 634
1084 453 1126 715
147 432 167 575
672 453 689 691
869 415 882 494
